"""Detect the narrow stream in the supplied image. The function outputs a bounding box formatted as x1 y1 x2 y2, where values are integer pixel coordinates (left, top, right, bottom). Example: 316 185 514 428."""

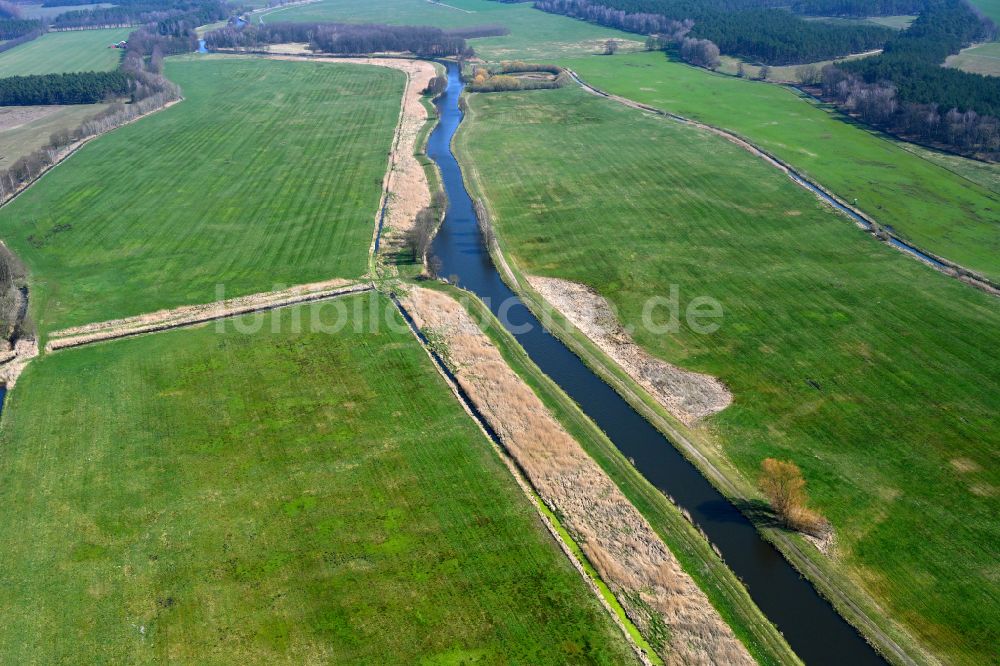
429 62 887 665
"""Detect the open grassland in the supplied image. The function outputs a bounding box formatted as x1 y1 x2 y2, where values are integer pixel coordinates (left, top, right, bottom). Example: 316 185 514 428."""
0 57 401 333
565 50 1000 280
0 28 130 76
272 0 641 60
457 85 1000 665
969 0 1000 24
0 103 107 168
945 41 1000 77
0 294 636 664
896 142 1000 194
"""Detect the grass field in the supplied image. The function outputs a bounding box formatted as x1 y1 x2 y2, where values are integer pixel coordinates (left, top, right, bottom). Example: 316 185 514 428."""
0 103 106 168
457 84 1000 665
0 57 402 333
0 294 636 663
565 50 1000 280
968 0 1000 24
945 41 1000 76
271 0 641 60
0 28 130 76
896 142 1000 194
19 2 114 20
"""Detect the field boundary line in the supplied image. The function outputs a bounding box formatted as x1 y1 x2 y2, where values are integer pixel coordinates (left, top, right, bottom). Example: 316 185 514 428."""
392 291 655 666
46 281 373 352
566 69 999 297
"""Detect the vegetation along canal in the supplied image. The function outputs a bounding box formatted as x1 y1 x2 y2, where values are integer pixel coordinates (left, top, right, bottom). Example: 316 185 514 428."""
428 61 887 665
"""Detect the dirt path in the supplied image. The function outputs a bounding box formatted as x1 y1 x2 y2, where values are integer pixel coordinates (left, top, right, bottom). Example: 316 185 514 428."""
46 280 371 352
401 285 755 666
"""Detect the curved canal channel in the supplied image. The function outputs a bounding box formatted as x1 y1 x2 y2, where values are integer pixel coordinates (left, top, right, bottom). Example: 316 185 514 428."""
427 62 888 665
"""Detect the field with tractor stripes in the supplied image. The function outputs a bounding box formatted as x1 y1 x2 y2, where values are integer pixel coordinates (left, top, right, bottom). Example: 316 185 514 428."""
0 57 402 333
0 294 636 663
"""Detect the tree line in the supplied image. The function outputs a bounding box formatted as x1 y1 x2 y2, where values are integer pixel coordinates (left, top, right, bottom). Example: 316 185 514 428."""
466 62 570 92
52 0 228 30
789 0 925 16
0 71 132 106
0 18 44 40
204 22 472 57
531 0 895 64
815 0 1000 157
0 24 46 56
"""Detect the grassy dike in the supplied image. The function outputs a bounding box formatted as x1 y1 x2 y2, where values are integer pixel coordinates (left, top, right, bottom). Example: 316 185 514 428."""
418 280 803 666
0 295 638 664
452 85 998 665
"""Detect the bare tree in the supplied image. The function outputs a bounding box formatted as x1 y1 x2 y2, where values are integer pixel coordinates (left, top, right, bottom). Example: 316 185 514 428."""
757 64 771 81
603 39 618 55
680 37 720 70
796 63 820 85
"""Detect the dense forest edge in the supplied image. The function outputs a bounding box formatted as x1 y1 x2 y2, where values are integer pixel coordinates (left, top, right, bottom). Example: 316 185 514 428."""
520 0 1000 157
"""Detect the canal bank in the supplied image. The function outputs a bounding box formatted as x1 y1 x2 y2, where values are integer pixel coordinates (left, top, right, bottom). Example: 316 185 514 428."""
428 60 899 666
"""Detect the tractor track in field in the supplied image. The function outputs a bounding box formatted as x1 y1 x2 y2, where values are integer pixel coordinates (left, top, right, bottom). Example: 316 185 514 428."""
566 69 999 298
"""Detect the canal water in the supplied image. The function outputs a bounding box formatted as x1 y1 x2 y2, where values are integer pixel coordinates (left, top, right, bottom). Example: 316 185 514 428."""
428 61 887 665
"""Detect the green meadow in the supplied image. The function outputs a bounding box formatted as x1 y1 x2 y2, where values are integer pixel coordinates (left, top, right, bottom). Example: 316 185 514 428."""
272 0 641 60
945 41 1000 77
564 51 1000 280
457 84 1000 665
0 57 401 332
968 0 1000 24
273 0 1000 279
0 295 636 664
0 28 130 76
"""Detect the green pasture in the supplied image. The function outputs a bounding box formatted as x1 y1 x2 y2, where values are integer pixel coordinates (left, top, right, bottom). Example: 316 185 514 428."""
0 28 130 76
271 0 642 60
0 57 401 332
0 295 636 664
457 84 1000 666
945 41 1000 76
564 51 1000 280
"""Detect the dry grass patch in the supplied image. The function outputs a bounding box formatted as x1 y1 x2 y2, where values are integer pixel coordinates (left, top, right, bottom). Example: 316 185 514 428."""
529 276 731 425
401 286 752 665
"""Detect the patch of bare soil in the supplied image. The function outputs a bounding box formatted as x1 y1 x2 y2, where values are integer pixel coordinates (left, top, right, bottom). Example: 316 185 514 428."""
528 276 731 426
0 106 61 132
401 286 753 666
47 278 366 351
268 55 436 257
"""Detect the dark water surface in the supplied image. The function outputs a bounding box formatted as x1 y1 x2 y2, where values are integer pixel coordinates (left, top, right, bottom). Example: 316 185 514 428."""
428 62 887 665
